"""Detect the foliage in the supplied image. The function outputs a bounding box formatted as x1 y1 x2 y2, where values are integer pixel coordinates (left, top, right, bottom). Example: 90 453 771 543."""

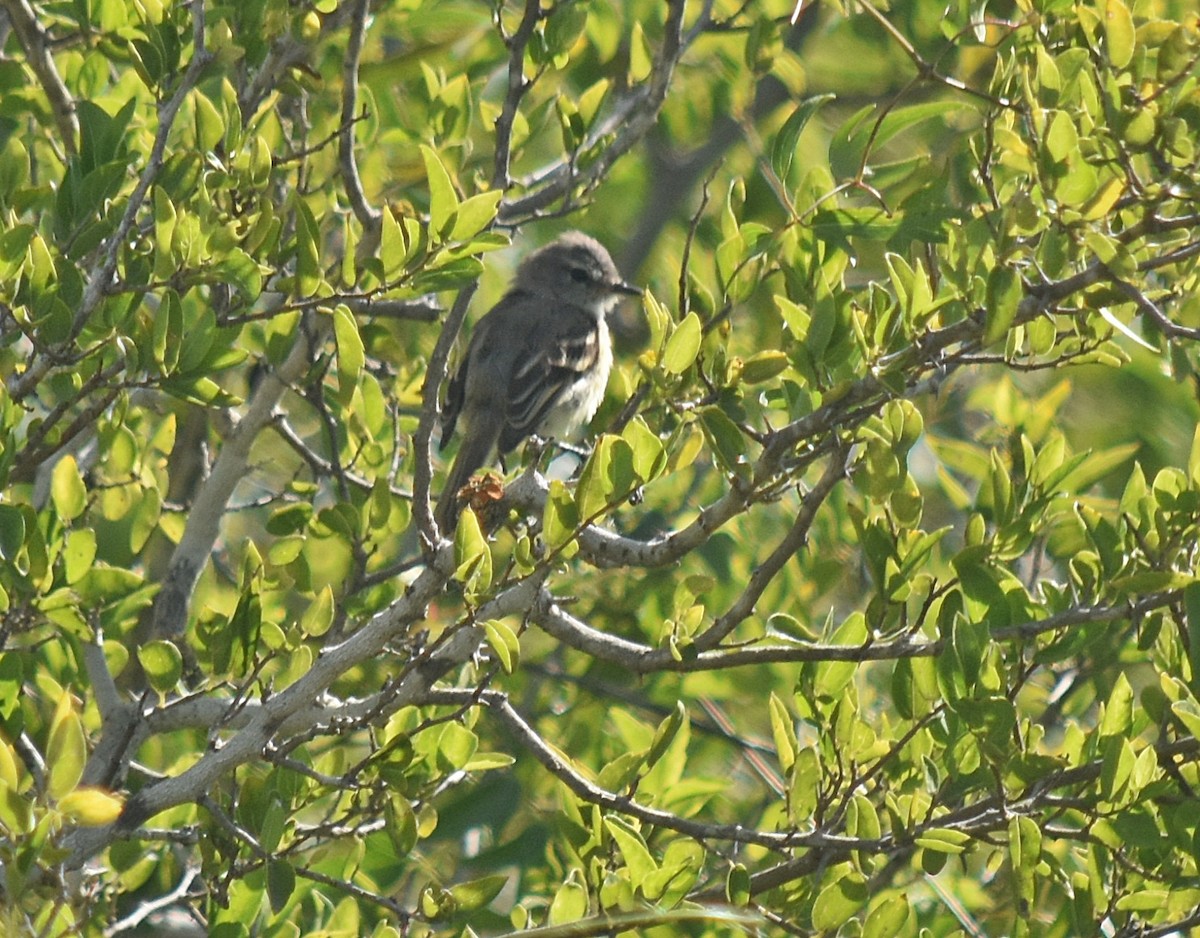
1 0 1199 934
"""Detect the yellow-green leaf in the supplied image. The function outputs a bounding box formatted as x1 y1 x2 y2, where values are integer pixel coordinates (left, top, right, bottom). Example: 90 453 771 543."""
0 735 19 790
453 506 492 595
483 619 519 674
420 144 459 240
1104 0 1135 68
47 692 86 799
51 455 87 522
548 873 588 924
57 787 124 826
450 190 502 242
300 585 335 637
138 640 183 695
333 304 364 405
605 815 657 885
661 312 702 375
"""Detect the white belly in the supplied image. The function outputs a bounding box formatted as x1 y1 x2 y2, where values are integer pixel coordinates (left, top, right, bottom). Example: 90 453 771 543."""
537 319 612 439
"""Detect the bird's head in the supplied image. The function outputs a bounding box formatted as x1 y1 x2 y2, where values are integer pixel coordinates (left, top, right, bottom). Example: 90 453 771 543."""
515 231 642 309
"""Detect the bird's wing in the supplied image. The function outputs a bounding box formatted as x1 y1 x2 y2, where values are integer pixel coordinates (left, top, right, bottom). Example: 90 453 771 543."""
439 352 468 450
502 309 599 448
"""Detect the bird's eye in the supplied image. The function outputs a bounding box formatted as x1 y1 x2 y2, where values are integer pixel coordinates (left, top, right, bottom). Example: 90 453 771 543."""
568 267 593 284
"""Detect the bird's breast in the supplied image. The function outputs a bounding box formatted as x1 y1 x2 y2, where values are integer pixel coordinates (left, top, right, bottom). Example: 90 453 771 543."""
536 319 612 439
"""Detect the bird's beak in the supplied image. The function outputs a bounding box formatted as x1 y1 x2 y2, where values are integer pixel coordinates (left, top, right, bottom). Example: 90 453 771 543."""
612 280 643 297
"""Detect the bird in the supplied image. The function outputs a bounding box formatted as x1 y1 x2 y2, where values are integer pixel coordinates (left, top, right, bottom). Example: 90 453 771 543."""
434 231 642 532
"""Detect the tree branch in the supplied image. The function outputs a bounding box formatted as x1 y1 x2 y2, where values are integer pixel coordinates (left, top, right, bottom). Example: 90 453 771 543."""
150 320 319 636
72 0 213 339
491 0 542 191
498 0 691 222
339 0 381 232
68 561 475 866
412 284 477 550
0 0 78 156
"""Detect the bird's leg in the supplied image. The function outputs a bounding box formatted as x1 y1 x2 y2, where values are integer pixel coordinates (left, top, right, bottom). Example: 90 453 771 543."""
524 434 552 470
553 439 591 460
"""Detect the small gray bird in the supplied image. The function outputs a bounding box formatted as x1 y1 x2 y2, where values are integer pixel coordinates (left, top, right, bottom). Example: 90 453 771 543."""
435 232 642 531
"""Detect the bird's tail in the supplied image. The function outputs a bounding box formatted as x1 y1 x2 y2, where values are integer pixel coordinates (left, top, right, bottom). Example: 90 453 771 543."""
434 425 497 532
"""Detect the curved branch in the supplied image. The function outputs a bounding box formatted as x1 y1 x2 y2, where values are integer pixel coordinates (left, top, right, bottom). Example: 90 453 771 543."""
434 686 875 853
339 0 381 231
150 319 319 636
696 447 849 649
498 0 691 223
68 560 473 866
413 284 477 549
72 0 213 339
491 0 542 191
502 468 752 568
0 0 78 156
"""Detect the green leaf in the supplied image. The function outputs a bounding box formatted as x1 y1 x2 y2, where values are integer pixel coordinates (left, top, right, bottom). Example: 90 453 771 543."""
57 787 124 826
548 873 588 925
605 816 657 886
299 586 335 638
770 94 835 183
293 196 322 297
1044 110 1078 164
64 528 97 585
435 722 478 771
332 305 364 406
447 874 508 913
622 417 665 483
214 247 262 302
450 190 502 242
542 480 580 553
138 639 183 694
915 827 972 853
192 90 225 151
1186 583 1200 694
768 692 797 773
47 692 86 799
1099 736 1135 802
544 3 588 56
379 204 409 278
862 896 910 938
462 751 515 771
420 144 459 240
385 794 418 855
453 506 492 595
1103 0 1135 67
815 612 868 700
0 505 25 560
1098 672 1134 738
661 312 702 375
699 407 747 477
575 434 615 520
740 350 789 384
726 864 750 905
266 860 295 914
1014 814 1041 868
483 619 519 674
596 749 646 791
811 868 868 930
984 267 1022 345
51 455 87 522
645 700 686 769
0 736 18 790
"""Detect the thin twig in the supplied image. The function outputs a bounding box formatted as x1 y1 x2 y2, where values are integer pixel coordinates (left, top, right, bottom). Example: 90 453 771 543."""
339 0 381 230
492 0 542 191
0 0 78 155
413 284 476 549
72 0 213 339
